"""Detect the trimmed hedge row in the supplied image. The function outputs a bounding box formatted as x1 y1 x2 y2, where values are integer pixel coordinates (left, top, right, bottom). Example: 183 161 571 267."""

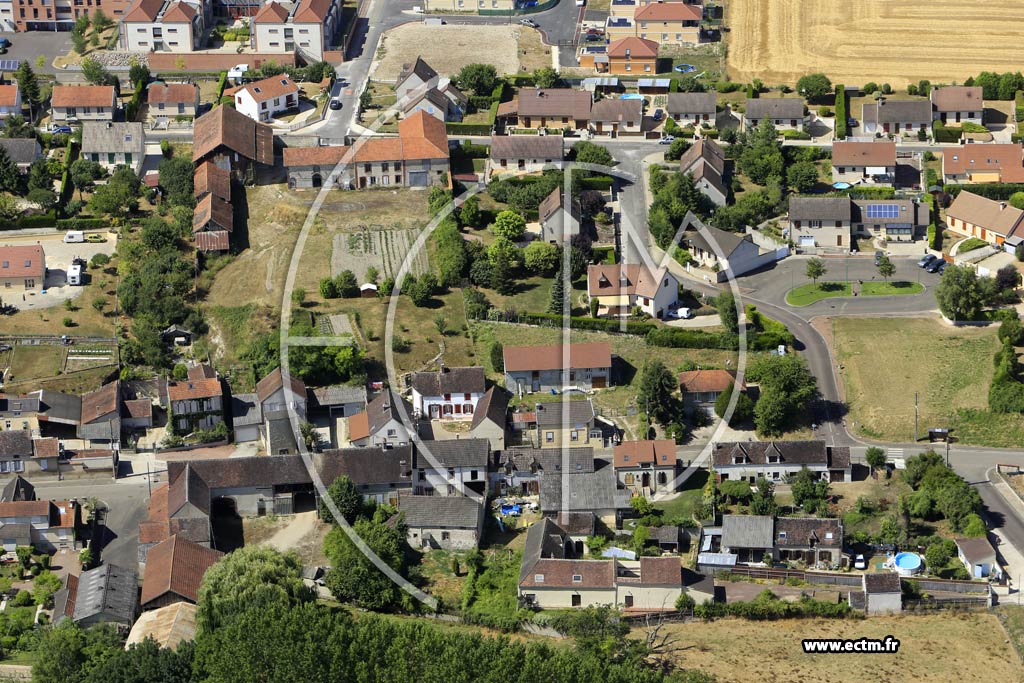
578 176 613 191
833 84 847 140
943 183 1024 200
56 217 106 230
646 327 738 350
445 122 493 136
516 312 657 336
215 70 228 102
15 211 57 229
932 120 960 143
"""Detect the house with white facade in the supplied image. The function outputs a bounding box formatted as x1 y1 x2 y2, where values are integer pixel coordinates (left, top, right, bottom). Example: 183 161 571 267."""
120 0 206 52
347 388 413 448
251 0 342 63
229 75 300 123
589 97 643 137
931 86 984 125
0 499 77 552
679 139 728 206
613 439 676 497
394 57 467 123
410 366 486 421
586 262 679 319
683 214 775 281
861 98 932 136
711 440 852 484
831 141 896 186
503 342 613 394
487 135 565 179
51 86 117 123
414 438 490 497
82 122 145 175
666 92 715 126
493 446 595 496
147 83 200 123
742 98 805 132
400 494 485 550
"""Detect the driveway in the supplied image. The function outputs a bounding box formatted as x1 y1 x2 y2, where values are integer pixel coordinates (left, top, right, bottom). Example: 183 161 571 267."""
0 232 117 310
33 477 151 571
0 32 71 74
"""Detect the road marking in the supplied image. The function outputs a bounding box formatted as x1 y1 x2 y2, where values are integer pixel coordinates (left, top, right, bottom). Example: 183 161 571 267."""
887 448 904 458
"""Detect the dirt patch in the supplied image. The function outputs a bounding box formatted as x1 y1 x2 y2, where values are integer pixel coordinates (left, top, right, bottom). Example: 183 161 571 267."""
646 613 1023 683
726 0 1024 86
374 24 526 81
331 228 428 283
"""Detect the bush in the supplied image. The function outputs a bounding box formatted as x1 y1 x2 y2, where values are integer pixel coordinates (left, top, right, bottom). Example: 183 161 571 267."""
647 327 738 350
56 217 106 230
932 120 960 143
781 129 811 140
833 84 847 139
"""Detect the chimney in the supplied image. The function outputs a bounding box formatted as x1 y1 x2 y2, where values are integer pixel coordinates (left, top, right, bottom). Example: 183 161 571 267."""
106 121 112 128
1000 202 1007 210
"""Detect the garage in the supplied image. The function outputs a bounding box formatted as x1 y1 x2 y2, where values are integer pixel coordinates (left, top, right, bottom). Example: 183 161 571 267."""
408 170 428 187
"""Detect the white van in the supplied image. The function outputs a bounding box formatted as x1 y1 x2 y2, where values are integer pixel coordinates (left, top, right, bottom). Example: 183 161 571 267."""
64 231 84 243
67 263 83 286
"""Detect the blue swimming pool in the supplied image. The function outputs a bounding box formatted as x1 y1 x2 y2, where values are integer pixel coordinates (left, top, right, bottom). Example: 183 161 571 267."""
833 182 853 190
619 94 644 100
893 552 922 576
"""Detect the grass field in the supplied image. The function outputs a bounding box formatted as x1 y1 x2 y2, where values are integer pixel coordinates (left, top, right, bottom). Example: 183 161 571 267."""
787 281 924 305
648 612 1023 683
5 345 64 382
832 317 1024 445
726 0 1024 86
374 24 539 81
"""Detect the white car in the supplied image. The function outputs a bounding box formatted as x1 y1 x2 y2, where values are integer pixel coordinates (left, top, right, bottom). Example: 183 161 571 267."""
519 18 539 28
658 135 675 144
853 554 867 570
667 307 692 320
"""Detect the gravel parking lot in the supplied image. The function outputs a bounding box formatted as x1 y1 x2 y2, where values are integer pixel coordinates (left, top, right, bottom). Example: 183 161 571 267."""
1 233 117 310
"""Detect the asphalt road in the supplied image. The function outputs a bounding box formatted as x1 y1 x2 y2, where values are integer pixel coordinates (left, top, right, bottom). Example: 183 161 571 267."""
34 477 151 571
0 31 70 74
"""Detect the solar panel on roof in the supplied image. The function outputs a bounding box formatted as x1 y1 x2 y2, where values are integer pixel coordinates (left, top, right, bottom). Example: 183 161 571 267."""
865 204 899 219
0 60 20 72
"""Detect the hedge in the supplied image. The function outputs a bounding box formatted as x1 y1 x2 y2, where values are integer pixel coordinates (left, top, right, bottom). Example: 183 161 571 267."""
943 183 1024 200
491 80 507 103
515 312 657 336
932 120 960 143
469 95 493 113
646 327 738 350
459 140 489 158
833 84 847 139
57 138 78 216
56 217 107 230
845 186 896 199
508 74 536 87
781 129 811 140
215 70 228 102
578 176 613 191
669 78 679 93
16 211 57 229
445 122 493 136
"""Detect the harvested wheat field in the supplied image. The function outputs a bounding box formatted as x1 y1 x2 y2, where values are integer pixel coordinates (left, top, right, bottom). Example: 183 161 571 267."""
647 613 1023 683
727 0 1024 87
373 24 534 81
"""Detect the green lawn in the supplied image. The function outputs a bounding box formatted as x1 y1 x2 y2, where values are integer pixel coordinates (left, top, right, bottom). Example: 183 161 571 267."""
860 281 925 296
653 469 708 524
785 282 852 306
787 280 923 305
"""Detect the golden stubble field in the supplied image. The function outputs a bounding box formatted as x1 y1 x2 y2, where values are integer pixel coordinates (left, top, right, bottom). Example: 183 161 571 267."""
726 0 1024 87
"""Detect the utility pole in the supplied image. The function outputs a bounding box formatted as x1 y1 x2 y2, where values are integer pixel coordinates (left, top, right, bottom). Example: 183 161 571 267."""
914 392 918 442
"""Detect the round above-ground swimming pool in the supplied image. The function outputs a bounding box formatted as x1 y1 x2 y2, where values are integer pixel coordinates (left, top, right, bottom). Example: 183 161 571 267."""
833 182 853 190
893 552 923 576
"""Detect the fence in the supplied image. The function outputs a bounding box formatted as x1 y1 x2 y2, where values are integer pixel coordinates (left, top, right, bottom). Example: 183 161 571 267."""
478 0 560 16
904 596 990 611
726 566 992 595
910 578 991 595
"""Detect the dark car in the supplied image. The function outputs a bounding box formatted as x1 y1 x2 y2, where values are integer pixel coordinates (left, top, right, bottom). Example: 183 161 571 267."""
917 253 937 268
925 258 945 273
52 124 72 134
874 250 884 266
585 33 603 41
936 260 948 274
329 98 342 110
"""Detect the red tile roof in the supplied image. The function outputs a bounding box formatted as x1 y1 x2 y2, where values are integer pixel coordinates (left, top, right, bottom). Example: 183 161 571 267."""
284 112 448 166
193 105 274 166
0 84 19 108
123 399 153 419
943 143 1024 183
161 1 196 21
234 75 299 104
347 412 370 441
634 2 701 21
607 37 659 59
167 378 222 402
81 381 119 424
252 0 289 21
586 262 671 299
293 0 332 22
32 437 60 459
193 193 233 233
193 161 231 202
520 559 616 588
678 368 739 393
0 245 45 279
51 85 115 109
148 83 198 106
397 111 449 159
194 230 230 252
613 439 675 469
639 556 683 586
832 141 896 167
502 342 612 373
122 0 163 22
141 535 223 606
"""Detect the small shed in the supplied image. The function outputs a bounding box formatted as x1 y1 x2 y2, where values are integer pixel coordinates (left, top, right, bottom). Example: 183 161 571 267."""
650 525 681 552
955 537 999 579
861 572 902 614
697 552 736 576
637 78 671 95
122 399 153 429
359 283 378 298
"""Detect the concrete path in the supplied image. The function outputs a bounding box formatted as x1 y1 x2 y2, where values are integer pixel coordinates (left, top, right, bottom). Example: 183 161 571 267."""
263 511 319 553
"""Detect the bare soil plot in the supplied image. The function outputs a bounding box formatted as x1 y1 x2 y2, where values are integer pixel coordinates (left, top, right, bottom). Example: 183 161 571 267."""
645 613 1023 683
831 317 1024 445
726 0 1024 87
331 228 428 283
373 24 529 81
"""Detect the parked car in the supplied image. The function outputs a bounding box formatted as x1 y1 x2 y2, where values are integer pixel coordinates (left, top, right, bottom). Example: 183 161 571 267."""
584 27 603 36
652 109 664 121
658 135 675 144
51 124 72 134
667 307 693 320
85 234 106 243
585 33 603 41
925 258 945 273
329 98 342 110
847 118 858 128
935 260 948 274
519 19 539 28
874 250 884 266
853 554 867 570
917 253 937 268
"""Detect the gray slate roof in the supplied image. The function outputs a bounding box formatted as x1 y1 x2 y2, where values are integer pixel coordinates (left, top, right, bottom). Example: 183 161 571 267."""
520 516 574 582
73 563 138 625
496 446 595 475
863 572 901 594
470 386 508 431
82 122 145 156
0 138 41 166
683 213 752 258
0 431 32 458
309 384 367 409
417 438 490 469
399 494 483 529
396 57 438 88
0 476 35 502
789 196 852 222
0 522 31 546
37 390 82 424
539 461 628 512
316 445 414 486
666 92 716 115
862 99 932 125
534 399 595 427
489 134 564 160
167 455 313 490
366 388 414 437
411 366 486 396
722 514 774 549
712 440 850 468
231 392 262 428
745 98 804 120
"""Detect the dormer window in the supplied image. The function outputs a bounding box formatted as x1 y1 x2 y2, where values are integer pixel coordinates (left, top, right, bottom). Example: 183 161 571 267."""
572 574 583 583
778 531 787 540
825 532 833 540
534 574 545 583
623 455 630 462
